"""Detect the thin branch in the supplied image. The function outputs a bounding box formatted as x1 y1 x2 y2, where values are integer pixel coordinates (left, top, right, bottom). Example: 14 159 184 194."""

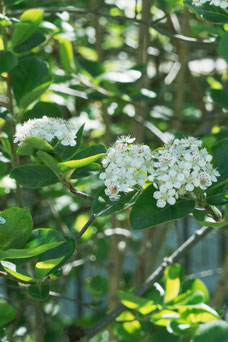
0 271 37 285
8 7 216 45
84 225 213 339
75 214 96 242
63 179 93 201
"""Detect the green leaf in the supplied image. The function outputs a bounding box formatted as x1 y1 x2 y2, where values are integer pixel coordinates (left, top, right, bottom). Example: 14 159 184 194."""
210 89 228 109
0 300 16 327
57 37 75 73
11 56 52 109
0 261 39 283
12 9 44 48
0 208 32 251
130 185 195 229
184 0 228 24
36 151 61 178
57 153 104 178
219 32 228 60
165 264 182 303
13 30 46 53
0 241 64 261
206 179 228 205
118 291 157 315
167 320 198 336
54 124 84 161
10 164 59 188
28 284 49 301
87 275 108 298
171 290 205 306
71 163 101 179
212 138 228 181
17 137 54 156
25 229 75 279
212 138 228 179
193 208 227 228
23 101 62 121
182 279 209 304
191 320 228 342
92 187 140 217
177 304 220 323
73 144 106 160
0 50 18 73
78 58 105 78
151 310 181 326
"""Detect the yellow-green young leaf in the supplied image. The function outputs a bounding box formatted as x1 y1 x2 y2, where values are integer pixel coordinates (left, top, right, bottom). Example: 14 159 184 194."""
12 10 44 48
118 291 157 315
1 261 39 283
57 153 104 178
35 256 65 280
176 304 220 323
36 151 61 178
151 310 180 326
165 264 182 303
57 37 75 72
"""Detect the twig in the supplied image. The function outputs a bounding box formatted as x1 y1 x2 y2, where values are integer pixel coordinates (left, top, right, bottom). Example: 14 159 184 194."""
75 214 96 242
84 225 213 339
63 179 93 201
8 7 216 45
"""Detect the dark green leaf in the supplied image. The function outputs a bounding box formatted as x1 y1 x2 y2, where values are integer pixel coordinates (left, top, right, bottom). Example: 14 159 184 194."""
92 187 140 217
10 164 59 188
130 185 195 229
192 320 228 342
71 163 101 179
23 101 62 121
17 137 54 156
219 31 228 60
210 89 228 109
0 207 32 251
13 30 46 53
182 279 209 304
28 284 49 301
78 58 105 78
206 179 228 205
11 56 52 109
73 144 106 161
167 320 198 336
0 300 16 327
184 0 228 24
0 50 18 73
87 275 108 298
193 208 227 228
212 138 228 181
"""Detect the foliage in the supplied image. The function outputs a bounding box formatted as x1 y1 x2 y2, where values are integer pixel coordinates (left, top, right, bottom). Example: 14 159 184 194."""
0 0 227 341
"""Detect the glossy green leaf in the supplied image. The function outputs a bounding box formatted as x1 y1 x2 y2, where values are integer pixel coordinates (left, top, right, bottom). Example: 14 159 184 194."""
73 144 106 160
0 207 32 251
17 137 54 156
118 291 157 315
206 180 228 205
212 138 228 181
36 151 61 178
23 101 62 121
28 284 49 301
193 208 227 228
0 50 18 73
167 320 198 336
165 264 182 303
191 320 228 342
13 30 46 53
71 163 101 179
92 187 140 217
0 241 64 261
11 56 52 109
177 304 220 323
0 300 16 327
0 261 39 283
151 310 181 326
130 185 195 229
10 164 59 188
12 9 44 48
171 290 205 306
182 279 209 304
184 0 228 23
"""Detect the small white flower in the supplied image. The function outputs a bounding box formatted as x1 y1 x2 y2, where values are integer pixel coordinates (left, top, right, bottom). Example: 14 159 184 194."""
0 216 6 224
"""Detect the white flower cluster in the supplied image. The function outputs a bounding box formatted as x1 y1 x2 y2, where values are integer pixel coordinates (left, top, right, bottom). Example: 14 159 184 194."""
148 137 220 208
14 116 79 146
100 136 220 208
99 136 153 200
192 0 228 9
